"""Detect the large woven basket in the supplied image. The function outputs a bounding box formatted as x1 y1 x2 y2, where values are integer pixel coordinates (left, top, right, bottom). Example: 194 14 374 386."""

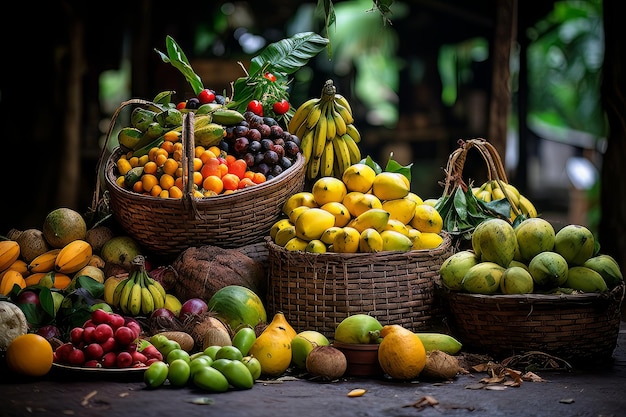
265 233 455 338
93 100 306 258
440 283 625 364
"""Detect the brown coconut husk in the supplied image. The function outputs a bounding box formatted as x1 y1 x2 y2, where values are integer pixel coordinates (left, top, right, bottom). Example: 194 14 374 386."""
420 350 462 381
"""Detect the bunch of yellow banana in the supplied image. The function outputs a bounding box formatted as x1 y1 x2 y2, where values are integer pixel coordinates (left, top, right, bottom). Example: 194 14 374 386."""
111 256 166 316
472 180 538 220
288 79 362 180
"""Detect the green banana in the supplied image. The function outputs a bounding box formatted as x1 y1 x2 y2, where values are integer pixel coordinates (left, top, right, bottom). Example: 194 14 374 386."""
118 273 137 314
211 109 245 125
127 274 143 316
140 273 155 316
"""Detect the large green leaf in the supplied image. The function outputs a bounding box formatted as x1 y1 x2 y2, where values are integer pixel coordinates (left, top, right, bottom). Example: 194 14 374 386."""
250 32 329 76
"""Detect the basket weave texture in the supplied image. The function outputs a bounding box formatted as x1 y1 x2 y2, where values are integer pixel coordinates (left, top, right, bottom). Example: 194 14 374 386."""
265 233 455 338
95 101 305 257
440 283 625 364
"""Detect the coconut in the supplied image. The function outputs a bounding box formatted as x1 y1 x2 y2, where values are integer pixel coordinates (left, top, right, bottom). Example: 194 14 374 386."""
420 350 462 381
306 345 347 380
183 312 231 350
85 225 115 254
7 228 50 263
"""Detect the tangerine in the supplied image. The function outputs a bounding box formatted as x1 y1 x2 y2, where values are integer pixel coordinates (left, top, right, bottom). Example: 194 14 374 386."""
6 333 54 377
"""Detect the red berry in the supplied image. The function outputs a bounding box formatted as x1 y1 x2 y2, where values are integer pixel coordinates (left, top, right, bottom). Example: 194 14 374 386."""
273 99 290 115
67 347 86 366
197 89 216 104
85 343 104 360
176 101 186 110
69 327 84 345
247 100 263 116
91 308 111 325
94 323 114 343
101 351 117 368
264 72 277 82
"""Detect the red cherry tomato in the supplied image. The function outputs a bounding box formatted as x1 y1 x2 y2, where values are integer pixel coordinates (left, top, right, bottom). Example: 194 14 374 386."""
263 72 277 82
198 89 216 104
176 101 186 110
247 100 264 116
272 99 290 115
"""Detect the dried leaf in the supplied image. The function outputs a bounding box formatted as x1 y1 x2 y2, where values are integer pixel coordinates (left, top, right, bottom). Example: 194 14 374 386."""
559 398 575 404
408 395 439 409
484 385 508 391
522 372 546 382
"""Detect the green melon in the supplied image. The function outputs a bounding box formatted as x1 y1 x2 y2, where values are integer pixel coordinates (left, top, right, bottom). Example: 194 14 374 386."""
207 285 267 332
42 208 87 249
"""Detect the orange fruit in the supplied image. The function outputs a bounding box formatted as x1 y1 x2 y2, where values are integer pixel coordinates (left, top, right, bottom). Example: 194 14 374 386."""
162 159 179 176
143 161 158 175
160 140 174 155
222 173 240 191
169 186 183 199
238 177 256 189
411 204 443 234
252 172 266 184
201 158 221 178
6 333 54 377
141 174 159 193
160 173 175 190
203 175 224 194
193 157 203 172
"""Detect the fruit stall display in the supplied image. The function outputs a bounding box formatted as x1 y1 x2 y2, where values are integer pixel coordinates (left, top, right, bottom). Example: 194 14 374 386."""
1 32 624 393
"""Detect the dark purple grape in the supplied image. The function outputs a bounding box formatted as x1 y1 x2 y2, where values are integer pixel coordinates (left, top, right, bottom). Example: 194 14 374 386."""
254 153 265 165
215 95 226 105
288 134 301 147
224 126 236 140
271 144 285 159
233 137 250 154
264 150 279 165
246 128 262 141
249 140 262 153
261 139 274 151
186 98 200 109
271 164 283 177
257 163 271 176
284 141 300 157
279 156 292 169
233 125 249 137
243 153 255 167
259 124 271 138
270 124 284 139
263 117 278 126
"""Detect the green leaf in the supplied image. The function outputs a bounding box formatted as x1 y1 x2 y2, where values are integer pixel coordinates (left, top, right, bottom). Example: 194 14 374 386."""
384 153 412 181
361 155 383 174
452 187 468 222
250 32 329 76
155 36 204 95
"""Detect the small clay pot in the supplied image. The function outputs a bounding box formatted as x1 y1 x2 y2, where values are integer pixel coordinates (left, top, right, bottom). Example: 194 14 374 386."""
332 341 384 377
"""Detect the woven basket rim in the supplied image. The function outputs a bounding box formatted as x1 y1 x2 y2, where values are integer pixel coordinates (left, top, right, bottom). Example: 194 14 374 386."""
104 147 305 204
440 281 625 304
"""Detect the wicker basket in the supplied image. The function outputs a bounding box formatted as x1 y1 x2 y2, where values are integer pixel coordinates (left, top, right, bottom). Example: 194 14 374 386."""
93 100 306 258
265 233 455 338
440 283 625 364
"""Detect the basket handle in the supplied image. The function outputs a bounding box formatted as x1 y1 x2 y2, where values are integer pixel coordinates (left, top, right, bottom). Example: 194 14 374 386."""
91 100 201 217
441 138 520 217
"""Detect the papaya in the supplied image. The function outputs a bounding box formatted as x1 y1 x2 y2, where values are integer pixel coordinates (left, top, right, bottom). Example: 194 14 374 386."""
565 266 608 293
583 254 623 289
461 262 505 294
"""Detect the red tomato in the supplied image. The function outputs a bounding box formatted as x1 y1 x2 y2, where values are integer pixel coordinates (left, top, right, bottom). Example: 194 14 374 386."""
264 72 277 82
197 89 216 104
273 99 290 115
228 159 248 179
247 100 264 116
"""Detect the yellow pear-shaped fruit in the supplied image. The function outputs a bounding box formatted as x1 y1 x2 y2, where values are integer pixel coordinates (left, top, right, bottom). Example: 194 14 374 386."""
359 228 383 253
378 324 426 380
343 192 383 217
332 227 361 253
342 163 377 193
248 312 296 377
305 239 327 253
282 192 318 216
380 230 413 252
274 225 298 247
372 172 410 201
405 192 424 206
295 208 337 241
284 237 309 252
312 177 347 206
320 226 343 245
411 204 443 234
288 206 311 224
384 219 410 236
382 197 417 225
412 232 443 250
320 202 352 228
347 208 390 233
270 218 294 241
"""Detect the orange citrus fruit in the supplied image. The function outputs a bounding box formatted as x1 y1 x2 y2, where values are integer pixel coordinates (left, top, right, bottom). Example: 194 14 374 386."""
6 333 54 377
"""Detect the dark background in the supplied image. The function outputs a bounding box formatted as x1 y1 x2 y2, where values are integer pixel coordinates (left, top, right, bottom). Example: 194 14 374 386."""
1 0 624 271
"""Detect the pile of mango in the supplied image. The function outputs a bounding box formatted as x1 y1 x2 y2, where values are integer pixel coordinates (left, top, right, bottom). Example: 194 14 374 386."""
440 217 623 295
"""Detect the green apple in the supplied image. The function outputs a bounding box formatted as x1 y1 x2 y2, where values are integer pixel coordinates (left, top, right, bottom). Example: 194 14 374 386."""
291 330 330 369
